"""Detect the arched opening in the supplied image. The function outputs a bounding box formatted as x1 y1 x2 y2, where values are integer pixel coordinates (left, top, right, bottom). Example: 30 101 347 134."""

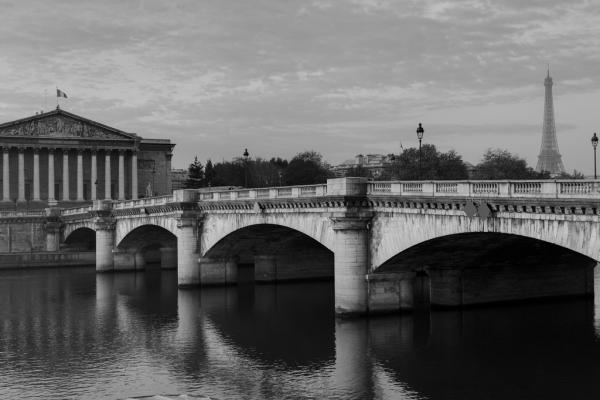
116 225 177 270
204 224 333 283
372 233 596 310
63 227 96 251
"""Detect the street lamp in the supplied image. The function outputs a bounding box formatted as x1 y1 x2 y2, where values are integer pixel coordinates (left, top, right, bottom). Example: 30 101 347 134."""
152 164 156 196
243 148 249 187
592 133 598 179
416 123 424 179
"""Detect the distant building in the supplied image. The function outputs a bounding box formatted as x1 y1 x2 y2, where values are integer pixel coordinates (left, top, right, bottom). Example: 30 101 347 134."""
171 169 188 190
0 107 173 207
331 154 395 178
536 68 565 175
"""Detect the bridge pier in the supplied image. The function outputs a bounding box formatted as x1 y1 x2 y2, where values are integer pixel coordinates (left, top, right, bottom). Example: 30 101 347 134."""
160 247 177 270
332 217 371 315
199 256 238 285
45 222 61 252
254 255 277 282
177 217 200 287
366 271 416 313
425 262 596 307
112 249 146 271
95 223 115 272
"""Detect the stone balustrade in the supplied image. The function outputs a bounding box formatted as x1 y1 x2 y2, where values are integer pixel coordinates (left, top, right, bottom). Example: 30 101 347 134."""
366 180 600 199
194 184 328 201
52 179 600 218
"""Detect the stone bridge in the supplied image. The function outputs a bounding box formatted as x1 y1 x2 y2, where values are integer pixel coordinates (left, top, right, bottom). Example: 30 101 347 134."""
53 177 600 315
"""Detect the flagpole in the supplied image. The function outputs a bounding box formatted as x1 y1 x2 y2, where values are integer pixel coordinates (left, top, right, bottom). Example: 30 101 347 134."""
56 87 59 108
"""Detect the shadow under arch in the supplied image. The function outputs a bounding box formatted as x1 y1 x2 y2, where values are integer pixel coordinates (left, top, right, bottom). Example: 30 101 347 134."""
204 223 334 282
374 232 596 308
63 227 96 250
116 224 177 267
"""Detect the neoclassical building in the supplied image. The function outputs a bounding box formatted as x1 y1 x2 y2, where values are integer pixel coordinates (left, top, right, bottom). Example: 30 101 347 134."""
0 107 174 207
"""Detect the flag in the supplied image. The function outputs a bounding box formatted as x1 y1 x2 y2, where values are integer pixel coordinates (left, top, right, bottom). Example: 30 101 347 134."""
56 88 68 98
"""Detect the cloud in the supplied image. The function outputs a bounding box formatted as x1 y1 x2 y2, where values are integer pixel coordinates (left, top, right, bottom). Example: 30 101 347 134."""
0 0 599 172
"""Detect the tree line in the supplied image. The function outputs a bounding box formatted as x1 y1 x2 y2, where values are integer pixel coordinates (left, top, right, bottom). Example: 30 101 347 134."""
184 147 583 189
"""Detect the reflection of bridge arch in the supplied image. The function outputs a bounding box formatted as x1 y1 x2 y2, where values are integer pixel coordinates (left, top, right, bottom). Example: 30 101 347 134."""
200 213 334 256
370 212 600 271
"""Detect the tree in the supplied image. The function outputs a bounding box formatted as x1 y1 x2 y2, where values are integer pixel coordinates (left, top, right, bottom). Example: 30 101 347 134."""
383 144 468 180
284 151 332 185
204 159 215 187
184 156 204 188
557 170 585 179
472 149 540 180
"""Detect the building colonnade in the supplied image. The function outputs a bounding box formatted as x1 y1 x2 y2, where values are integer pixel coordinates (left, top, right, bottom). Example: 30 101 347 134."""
1 146 138 203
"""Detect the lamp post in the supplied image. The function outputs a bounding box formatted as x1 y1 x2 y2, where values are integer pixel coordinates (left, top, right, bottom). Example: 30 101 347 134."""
152 164 156 196
243 148 249 187
592 133 598 179
416 123 424 179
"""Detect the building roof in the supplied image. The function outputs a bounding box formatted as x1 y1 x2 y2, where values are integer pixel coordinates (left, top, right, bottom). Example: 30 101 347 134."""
0 107 139 141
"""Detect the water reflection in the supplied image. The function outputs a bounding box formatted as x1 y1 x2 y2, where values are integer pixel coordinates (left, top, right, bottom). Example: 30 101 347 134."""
1 267 600 399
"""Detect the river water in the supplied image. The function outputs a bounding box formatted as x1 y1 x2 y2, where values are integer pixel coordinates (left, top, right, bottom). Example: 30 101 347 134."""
1 266 600 399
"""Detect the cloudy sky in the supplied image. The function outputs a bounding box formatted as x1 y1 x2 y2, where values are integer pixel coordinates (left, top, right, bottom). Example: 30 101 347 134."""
1 0 599 172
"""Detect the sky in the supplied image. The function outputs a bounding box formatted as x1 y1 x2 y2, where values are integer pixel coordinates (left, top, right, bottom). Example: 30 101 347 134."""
1 0 599 173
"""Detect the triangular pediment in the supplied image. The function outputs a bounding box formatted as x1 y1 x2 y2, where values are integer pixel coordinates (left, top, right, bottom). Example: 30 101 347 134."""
0 109 137 140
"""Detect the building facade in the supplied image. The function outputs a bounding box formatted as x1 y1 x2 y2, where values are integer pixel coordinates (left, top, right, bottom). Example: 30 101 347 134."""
0 108 173 207
331 154 395 178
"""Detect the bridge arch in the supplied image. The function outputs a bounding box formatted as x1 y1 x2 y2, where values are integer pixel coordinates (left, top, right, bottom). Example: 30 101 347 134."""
63 227 96 250
116 224 177 252
200 213 335 256
203 222 334 282
114 216 178 247
63 221 96 242
370 213 600 271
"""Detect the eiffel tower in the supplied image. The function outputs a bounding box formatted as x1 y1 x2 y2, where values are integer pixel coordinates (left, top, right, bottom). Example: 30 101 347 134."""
536 67 565 175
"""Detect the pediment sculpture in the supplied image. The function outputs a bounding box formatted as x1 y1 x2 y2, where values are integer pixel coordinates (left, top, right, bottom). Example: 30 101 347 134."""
0 115 130 140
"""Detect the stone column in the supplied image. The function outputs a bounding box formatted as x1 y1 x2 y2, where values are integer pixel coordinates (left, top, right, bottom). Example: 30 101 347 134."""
254 255 277 282
17 147 25 202
95 218 115 272
48 149 55 205
2 147 10 201
131 151 138 200
177 217 200 287
118 150 125 200
91 150 97 200
104 150 111 200
332 216 371 315
32 148 40 201
62 149 70 201
76 150 84 201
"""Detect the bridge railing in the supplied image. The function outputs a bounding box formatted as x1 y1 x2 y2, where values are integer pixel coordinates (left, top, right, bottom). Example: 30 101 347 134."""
0 210 46 217
112 195 174 210
197 184 328 201
61 206 93 216
366 180 600 198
